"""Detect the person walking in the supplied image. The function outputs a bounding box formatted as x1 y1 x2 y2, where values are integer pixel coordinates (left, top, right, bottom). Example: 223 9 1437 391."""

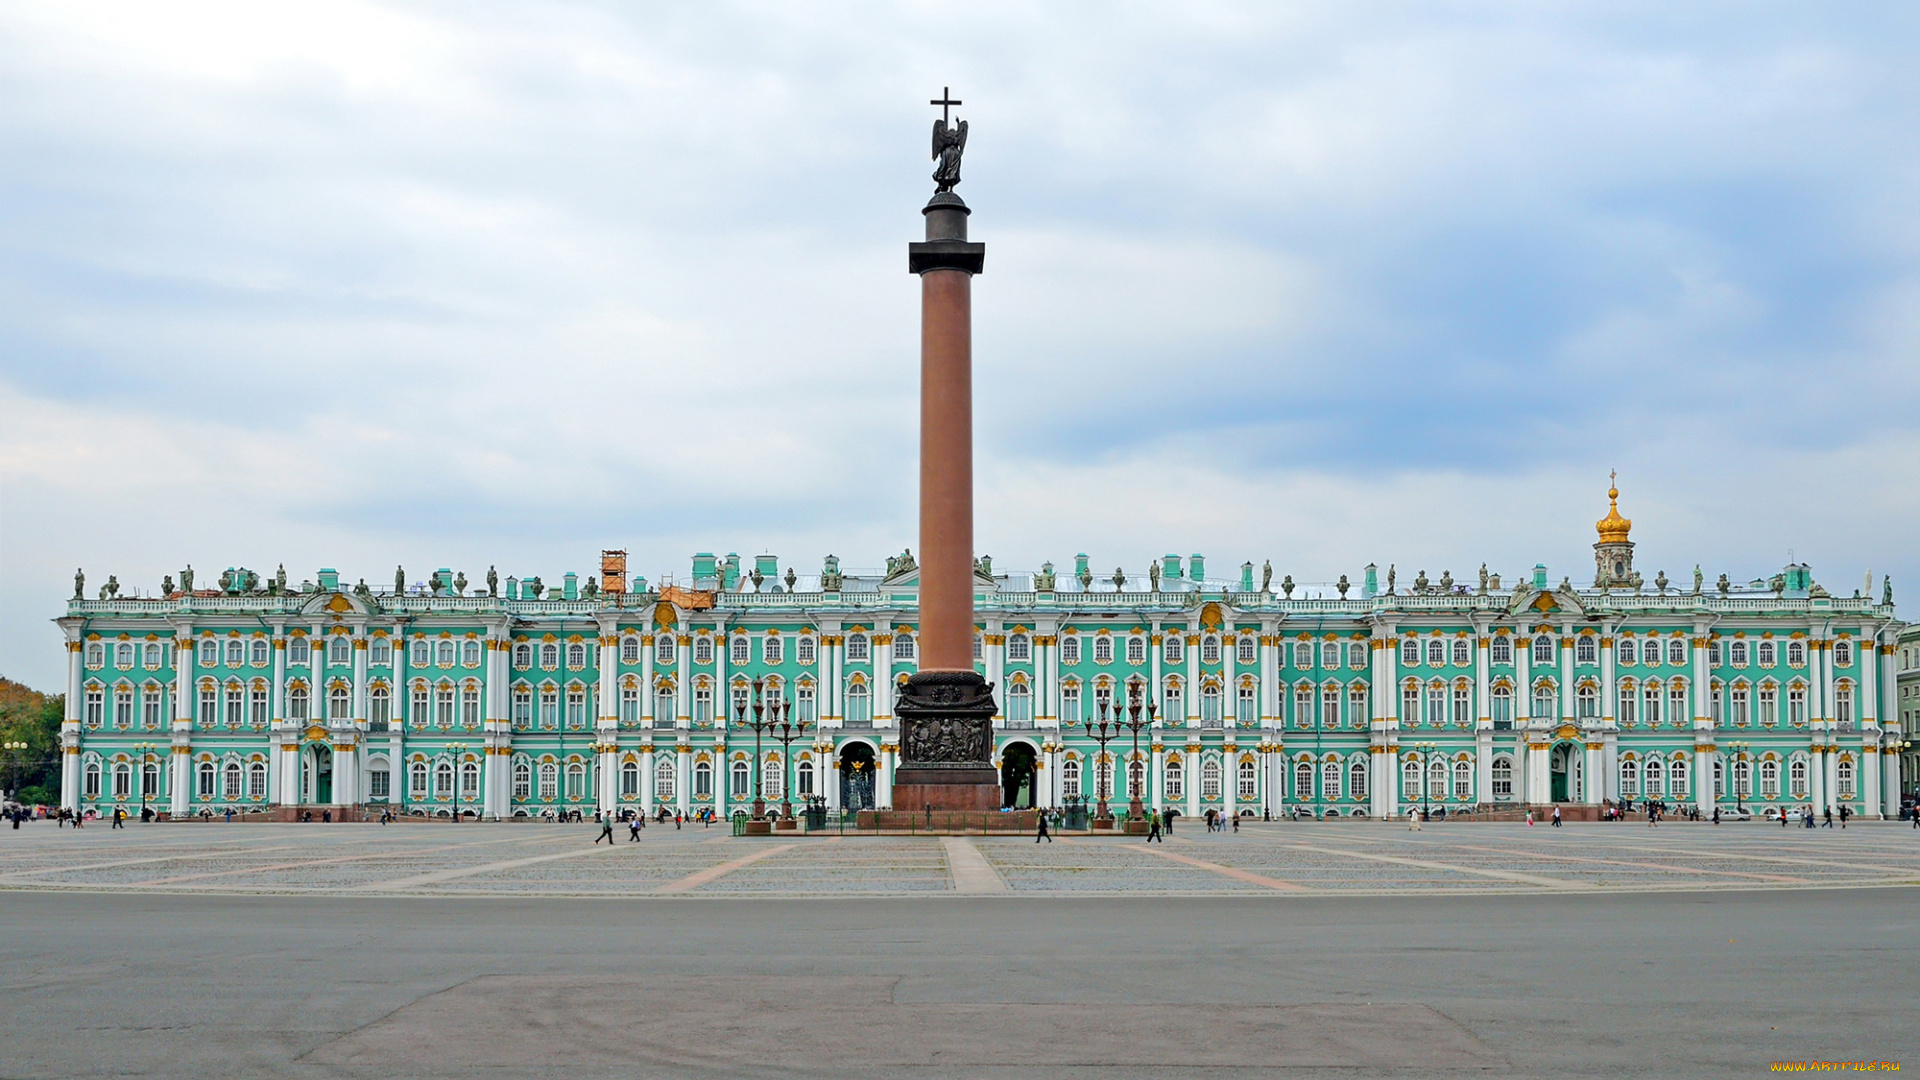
1839 804 1849 829
628 818 642 842
594 817 614 844
1146 814 1162 842
1408 807 1423 831
1163 807 1175 835
1035 812 1052 843
1231 813 1240 833
1712 807 1720 826
111 807 124 829
1552 805 1562 828
1823 807 1834 828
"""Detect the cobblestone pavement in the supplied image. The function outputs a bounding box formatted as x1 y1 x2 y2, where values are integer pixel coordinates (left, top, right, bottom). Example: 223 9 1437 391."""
3 818 1916 897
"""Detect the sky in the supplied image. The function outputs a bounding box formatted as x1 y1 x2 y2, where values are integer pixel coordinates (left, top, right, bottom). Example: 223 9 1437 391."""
2 2 1917 690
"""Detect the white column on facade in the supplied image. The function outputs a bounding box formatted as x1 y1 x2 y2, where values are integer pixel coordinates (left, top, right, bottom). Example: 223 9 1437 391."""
1881 635 1902 818
1184 738 1201 820
1693 626 1713 817
391 625 410 812
1185 624 1200 727
877 740 895 808
873 620 893 724
1583 738 1602 806
1810 743 1828 814
60 636 81 810
640 743 655 812
595 626 617 816
1560 626 1574 724
171 630 194 816
676 632 691 727
639 633 655 726
1474 625 1492 804
712 620 727 728
675 742 691 813
985 620 1003 722
352 630 369 723
1222 741 1237 820
1260 621 1278 724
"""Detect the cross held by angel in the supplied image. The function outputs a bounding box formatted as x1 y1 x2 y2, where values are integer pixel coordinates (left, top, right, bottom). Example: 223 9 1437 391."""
931 87 967 192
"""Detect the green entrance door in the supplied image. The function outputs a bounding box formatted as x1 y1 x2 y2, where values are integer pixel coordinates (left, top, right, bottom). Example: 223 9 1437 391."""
1550 744 1570 803
313 746 333 804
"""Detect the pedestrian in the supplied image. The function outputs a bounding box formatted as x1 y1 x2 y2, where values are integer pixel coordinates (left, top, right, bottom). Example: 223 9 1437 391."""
1147 814 1162 842
1231 813 1240 833
1552 806 1562 828
1712 807 1720 826
322 809 332 824
1036 813 1051 843
1408 808 1423 831
1823 807 1833 829
1163 807 1175 834
628 818 642 842
111 807 124 829
674 812 682 830
1525 809 1534 826
1839 805 1849 829
595 817 614 845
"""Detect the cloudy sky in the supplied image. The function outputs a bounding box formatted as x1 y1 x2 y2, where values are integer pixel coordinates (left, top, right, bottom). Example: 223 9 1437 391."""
2 2 1916 688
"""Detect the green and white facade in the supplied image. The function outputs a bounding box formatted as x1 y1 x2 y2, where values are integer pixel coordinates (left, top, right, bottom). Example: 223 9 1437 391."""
54 494 1908 821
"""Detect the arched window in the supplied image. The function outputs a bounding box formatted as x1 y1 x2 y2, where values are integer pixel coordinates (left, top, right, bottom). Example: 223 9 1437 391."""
1237 758 1257 800
620 759 640 797
893 633 915 660
1093 635 1113 664
1240 637 1259 664
692 635 714 665
1730 639 1749 666
539 762 559 800
461 761 479 800
1786 640 1806 667
763 635 784 665
1162 635 1181 664
1533 635 1555 665
1006 682 1032 726
198 638 218 667
84 761 101 799
1399 639 1419 666
144 642 163 668
1669 756 1690 798
1757 640 1776 667
1790 758 1808 799
326 636 349 665
1618 638 1637 666
796 636 817 664
565 763 586 800
1836 757 1856 800
1490 636 1511 665
197 760 216 798
1401 758 1421 800
846 682 871 726
1452 759 1472 800
1576 636 1597 665
1760 759 1780 800
435 761 454 799
761 760 782 800
731 760 750 798
1427 759 1447 801
730 635 750 665
109 762 131 799
432 640 454 668
1349 758 1368 799
513 643 533 668
1732 757 1751 798
1668 638 1687 666
1833 640 1853 667
620 635 641 664
1062 757 1082 798
248 761 268 799
1201 635 1221 664
1293 760 1312 800
1426 640 1445 667
462 640 482 667
539 642 559 669
1126 635 1146 664
1322 759 1341 801
1620 758 1639 797
845 633 868 662
408 638 430 667
513 760 531 800
656 634 678 666
1199 757 1221 799
411 761 430 798
1323 642 1343 669
1491 755 1514 800
1643 756 1665 797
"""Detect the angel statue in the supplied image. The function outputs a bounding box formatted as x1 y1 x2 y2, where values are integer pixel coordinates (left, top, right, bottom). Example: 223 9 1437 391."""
932 115 968 192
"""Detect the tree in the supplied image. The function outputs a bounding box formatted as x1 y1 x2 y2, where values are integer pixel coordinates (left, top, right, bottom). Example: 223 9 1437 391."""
0 677 64 804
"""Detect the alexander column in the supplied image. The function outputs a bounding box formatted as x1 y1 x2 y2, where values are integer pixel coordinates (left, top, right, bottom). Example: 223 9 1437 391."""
892 90 1002 813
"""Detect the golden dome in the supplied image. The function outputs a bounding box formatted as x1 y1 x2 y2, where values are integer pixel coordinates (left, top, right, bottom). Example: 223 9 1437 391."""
1596 471 1631 544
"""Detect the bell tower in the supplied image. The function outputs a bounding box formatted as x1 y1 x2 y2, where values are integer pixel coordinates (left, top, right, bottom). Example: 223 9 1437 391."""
1593 471 1636 587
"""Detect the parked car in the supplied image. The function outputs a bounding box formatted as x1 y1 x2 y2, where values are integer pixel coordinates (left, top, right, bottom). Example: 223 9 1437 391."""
1764 806 1802 823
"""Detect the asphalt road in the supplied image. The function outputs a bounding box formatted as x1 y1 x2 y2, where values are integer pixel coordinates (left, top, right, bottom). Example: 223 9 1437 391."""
2 887 1914 1079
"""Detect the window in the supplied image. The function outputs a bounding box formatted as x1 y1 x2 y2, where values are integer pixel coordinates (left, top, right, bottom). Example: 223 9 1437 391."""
760 759 780 800
620 682 640 724
113 642 133 669
513 643 533 668
539 685 558 728
461 640 481 667
1760 759 1780 800
369 638 390 666
1399 639 1419 666
654 758 675 801
1759 684 1777 725
656 686 676 728
142 686 163 729
1426 640 1445 667
1426 683 1446 725
411 760 431 799
1400 683 1418 725
198 639 219 667
1402 758 1421 800
656 635 677 665
1063 757 1083 798
198 686 217 726
1834 640 1853 667
1533 636 1555 664
1490 636 1511 665
1126 635 1146 664
288 685 309 722
1710 640 1723 665
329 686 351 722
463 685 482 726
1201 636 1221 664
893 633 915 660
1164 681 1184 724
1236 683 1256 726
1350 684 1369 727
845 682 871 726
407 639 428 667
84 762 100 799
798 759 815 796
1619 758 1639 798
1642 756 1662 797
1616 682 1635 725
1787 640 1806 667
223 762 243 800
1164 634 1185 664
1836 684 1854 725
796 636 816 664
1093 636 1113 664
111 762 131 799
1237 758 1257 800
197 761 216 798
511 687 532 727
797 684 816 723
763 636 784 665
621 636 641 664
845 633 868 662
1200 757 1222 799
1576 637 1596 665
566 763 586 800
1789 758 1808 799
513 760 531 800
1758 640 1776 667
731 636 750 664
1349 759 1368 799
1788 685 1807 725
113 686 132 728
1200 685 1222 728
1669 756 1689 799
250 686 270 726
692 683 712 727
1668 639 1688 666
1007 682 1032 726
1320 685 1339 728
1454 684 1473 725
1576 684 1596 719
1492 755 1513 799
1061 684 1082 725
1534 685 1556 722
1061 635 1080 664
1730 639 1748 666
1452 639 1471 667
144 642 163 669
1292 761 1311 800
536 642 558 669
1730 684 1749 727
1618 638 1637 666
533 762 556 801
330 637 352 665
972 634 983 661
1350 643 1368 669
1239 637 1259 664
85 642 105 670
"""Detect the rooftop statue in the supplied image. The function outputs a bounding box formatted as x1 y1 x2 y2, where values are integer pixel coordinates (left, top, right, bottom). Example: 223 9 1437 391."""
1036 561 1057 592
1147 561 1160 592
181 566 193 593
931 88 967 192
74 568 84 600
487 566 498 597
1385 565 1395 595
1718 573 1731 595
395 565 405 595
1478 564 1489 595
1261 560 1273 594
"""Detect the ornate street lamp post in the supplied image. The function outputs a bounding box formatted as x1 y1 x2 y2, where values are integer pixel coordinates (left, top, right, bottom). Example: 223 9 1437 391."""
1122 680 1156 823
769 690 814 823
1080 694 1123 824
741 677 778 820
131 741 162 818
2 740 28 804
1414 741 1438 822
1727 740 1750 814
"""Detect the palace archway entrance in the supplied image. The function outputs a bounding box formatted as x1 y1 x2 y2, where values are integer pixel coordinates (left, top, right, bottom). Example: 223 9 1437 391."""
1000 742 1037 809
1550 742 1582 803
303 744 334 805
839 742 876 811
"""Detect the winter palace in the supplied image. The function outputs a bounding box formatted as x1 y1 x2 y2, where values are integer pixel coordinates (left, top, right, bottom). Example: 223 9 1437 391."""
54 485 1910 821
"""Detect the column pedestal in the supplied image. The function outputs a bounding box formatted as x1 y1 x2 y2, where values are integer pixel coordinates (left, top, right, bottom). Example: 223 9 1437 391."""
893 670 1001 812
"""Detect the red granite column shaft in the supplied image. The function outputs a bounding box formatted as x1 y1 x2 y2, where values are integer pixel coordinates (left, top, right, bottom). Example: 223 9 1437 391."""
918 267 974 673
